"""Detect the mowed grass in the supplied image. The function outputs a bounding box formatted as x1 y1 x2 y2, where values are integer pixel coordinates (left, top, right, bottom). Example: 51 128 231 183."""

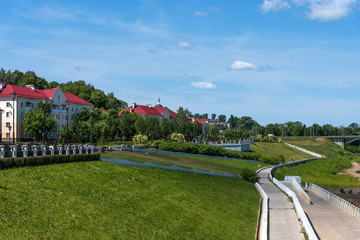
0 161 260 239
102 150 267 174
250 142 313 162
273 137 360 188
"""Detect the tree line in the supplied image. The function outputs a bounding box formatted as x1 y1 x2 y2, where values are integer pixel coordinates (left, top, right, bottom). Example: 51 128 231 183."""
0 68 127 110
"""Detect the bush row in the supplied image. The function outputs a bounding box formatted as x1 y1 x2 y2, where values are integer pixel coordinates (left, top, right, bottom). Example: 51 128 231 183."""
0 153 100 170
152 141 283 164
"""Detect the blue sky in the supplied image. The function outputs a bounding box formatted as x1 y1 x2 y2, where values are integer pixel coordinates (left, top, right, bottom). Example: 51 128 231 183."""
1 0 360 126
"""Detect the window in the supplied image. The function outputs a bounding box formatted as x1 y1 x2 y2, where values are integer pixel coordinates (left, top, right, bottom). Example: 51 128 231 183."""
6 102 11 107
6 122 10 128
6 112 9 118
21 102 23 108
6 133 10 138
72 107 73 111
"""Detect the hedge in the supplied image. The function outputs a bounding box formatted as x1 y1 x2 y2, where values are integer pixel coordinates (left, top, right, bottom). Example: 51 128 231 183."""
152 141 283 164
0 153 100 170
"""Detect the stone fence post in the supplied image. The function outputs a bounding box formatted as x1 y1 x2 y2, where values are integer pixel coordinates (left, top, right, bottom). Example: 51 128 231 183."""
78 145 83 154
40 145 46 156
90 145 94 154
10 145 17 158
84 145 89 154
65 145 71 155
32 146 38 157
49 146 55 155
0 145 5 158
72 145 77 154
21 145 28 158
57 145 63 155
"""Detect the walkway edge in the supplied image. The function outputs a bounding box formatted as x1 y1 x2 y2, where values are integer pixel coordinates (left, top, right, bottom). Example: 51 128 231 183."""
255 183 269 240
270 168 319 240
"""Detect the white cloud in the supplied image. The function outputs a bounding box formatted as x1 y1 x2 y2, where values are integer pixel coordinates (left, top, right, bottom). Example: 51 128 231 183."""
261 0 290 13
178 41 192 49
228 61 258 70
260 0 358 21
194 11 208 16
191 81 217 89
307 0 357 21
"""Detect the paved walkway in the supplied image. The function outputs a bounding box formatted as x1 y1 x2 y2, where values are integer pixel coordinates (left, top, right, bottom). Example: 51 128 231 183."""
258 168 304 240
284 182 360 240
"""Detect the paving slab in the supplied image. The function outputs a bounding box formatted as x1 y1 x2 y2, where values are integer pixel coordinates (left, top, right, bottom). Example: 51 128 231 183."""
258 168 304 240
284 181 360 240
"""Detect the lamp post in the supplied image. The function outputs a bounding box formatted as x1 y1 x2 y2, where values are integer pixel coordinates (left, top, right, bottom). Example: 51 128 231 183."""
0 109 3 143
90 108 94 145
65 101 69 145
11 91 16 145
42 97 46 145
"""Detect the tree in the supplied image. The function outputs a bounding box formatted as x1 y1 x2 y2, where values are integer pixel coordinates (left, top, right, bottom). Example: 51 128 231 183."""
90 91 108 109
218 114 226 123
22 105 56 141
211 113 216 119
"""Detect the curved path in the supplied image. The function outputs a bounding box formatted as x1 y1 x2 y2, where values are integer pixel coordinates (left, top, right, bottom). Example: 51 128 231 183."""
258 168 304 240
284 182 360 240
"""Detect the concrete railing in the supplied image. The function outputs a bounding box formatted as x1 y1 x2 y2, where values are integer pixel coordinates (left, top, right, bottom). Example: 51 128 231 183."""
285 143 323 158
307 183 360 219
0 144 95 158
291 177 312 205
270 161 320 240
255 183 269 240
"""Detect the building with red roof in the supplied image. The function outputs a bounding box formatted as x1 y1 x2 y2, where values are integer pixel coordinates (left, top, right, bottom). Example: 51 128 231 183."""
119 98 176 119
0 83 93 141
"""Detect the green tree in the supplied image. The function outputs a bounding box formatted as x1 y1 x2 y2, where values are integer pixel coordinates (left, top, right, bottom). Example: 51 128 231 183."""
218 114 226 123
211 113 216 119
22 105 56 141
90 91 108 109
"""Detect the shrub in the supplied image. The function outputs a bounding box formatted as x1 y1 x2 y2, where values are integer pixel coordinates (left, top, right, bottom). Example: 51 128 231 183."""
0 153 100 170
171 133 185 141
240 168 260 183
133 134 148 144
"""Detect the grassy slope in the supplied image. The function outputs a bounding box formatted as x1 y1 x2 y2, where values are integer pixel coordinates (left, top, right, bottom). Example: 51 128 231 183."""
250 142 313 162
102 151 266 174
0 161 259 240
274 137 360 187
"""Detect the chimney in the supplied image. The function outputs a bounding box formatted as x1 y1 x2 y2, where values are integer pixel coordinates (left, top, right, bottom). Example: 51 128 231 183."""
25 85 35 90
132 103 137 109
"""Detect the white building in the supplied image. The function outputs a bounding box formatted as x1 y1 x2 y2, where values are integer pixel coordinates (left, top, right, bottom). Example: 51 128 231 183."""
0 83 93 142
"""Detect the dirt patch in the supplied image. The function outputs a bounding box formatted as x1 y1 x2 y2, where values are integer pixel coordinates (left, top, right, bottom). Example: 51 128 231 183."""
327 187 360 207
316 137 328 143
344 162 360 178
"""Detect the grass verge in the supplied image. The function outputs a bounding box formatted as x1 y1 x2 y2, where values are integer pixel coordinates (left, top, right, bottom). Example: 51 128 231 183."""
101 150 267 174
0 161 259 239
250 142 313 162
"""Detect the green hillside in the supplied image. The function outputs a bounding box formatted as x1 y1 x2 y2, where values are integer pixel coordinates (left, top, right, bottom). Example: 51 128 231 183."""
274 137 360 188
250 142 313 162
102 150 266 173
0 161 260 239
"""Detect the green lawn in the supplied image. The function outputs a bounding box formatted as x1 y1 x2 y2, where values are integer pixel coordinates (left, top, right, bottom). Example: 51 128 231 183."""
102 150 267 174
273 137 360 188
0 161 260 239
250 142 313 162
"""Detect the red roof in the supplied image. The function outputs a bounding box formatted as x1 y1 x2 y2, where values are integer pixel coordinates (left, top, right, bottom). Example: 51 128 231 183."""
190 117 206 125
63 92 93 105
119 104 176 118
0 84 93 105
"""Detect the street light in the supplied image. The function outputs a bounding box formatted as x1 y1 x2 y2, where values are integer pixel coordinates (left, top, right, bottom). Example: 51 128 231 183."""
43 97 47 145
11 91 16 145
65 101 69 145
91 107 94 145
0 109 3 143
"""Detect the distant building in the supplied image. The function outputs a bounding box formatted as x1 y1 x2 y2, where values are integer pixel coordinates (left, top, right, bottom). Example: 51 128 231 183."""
119 98 176 119
0 83 93 141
